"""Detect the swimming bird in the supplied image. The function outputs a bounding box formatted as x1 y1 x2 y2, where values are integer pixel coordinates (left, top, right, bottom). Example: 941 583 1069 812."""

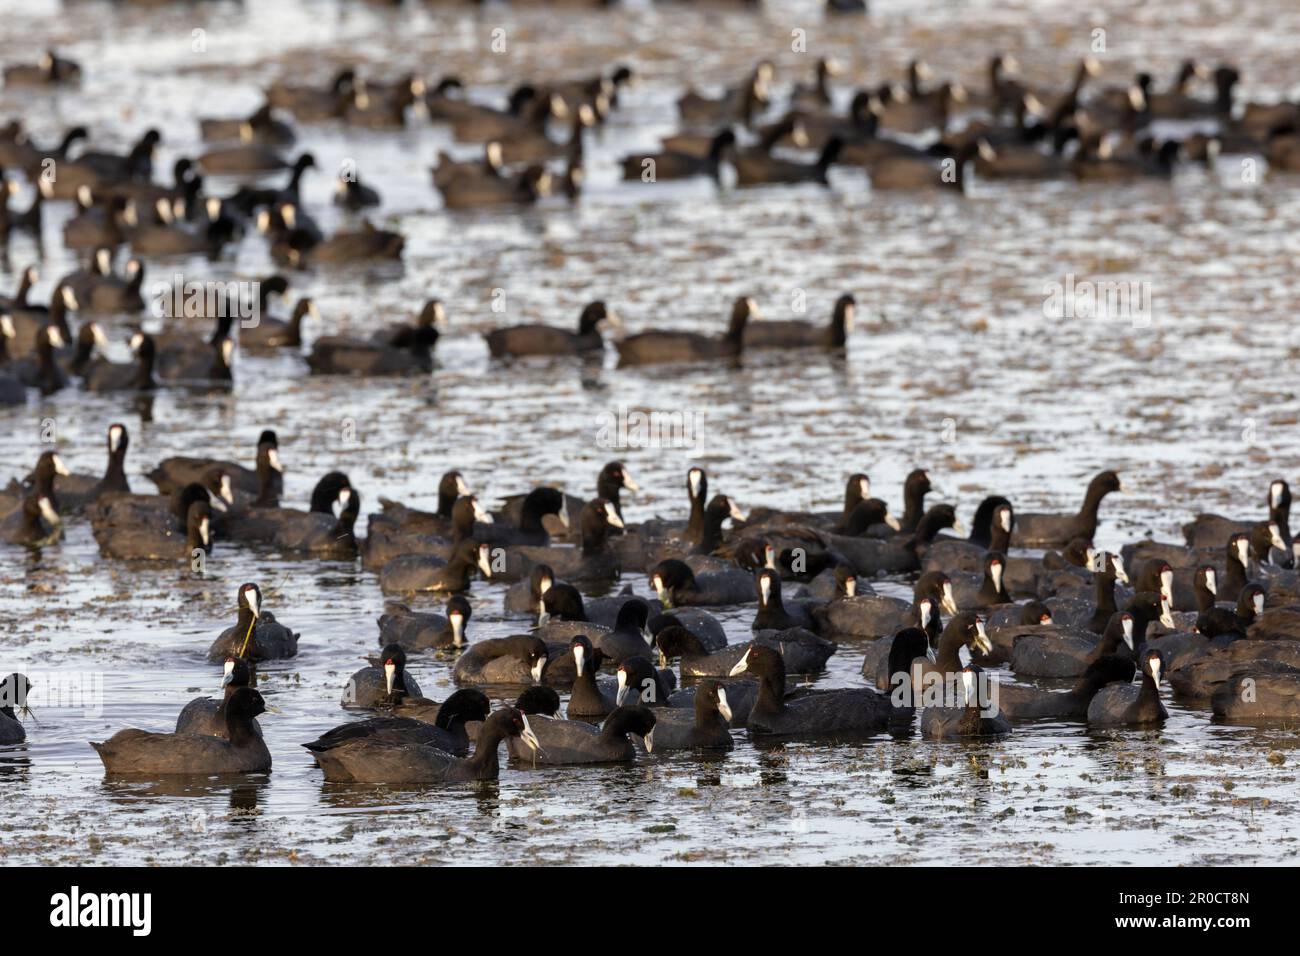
1087 648 1168 726
615 296 757 366
175 658 259 738
309 706 538 784
304 689 492 759
995 655 1137 720
92 687 271 775
1012 470 1122 548
452 635 548 685
643 681 733 750
507 705 657 765
0 673 32 744
742 293 854 349
206 582 300 662
377 595 472 652
484 301 619 358
344 643 423 709
728 643 895 737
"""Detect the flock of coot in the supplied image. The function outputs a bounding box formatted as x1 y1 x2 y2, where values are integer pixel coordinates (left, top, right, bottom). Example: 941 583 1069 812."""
4 24 1300 784
5 446 1300 780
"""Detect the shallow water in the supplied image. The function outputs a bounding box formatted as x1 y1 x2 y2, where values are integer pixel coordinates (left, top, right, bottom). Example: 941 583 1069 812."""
3 0 1300 865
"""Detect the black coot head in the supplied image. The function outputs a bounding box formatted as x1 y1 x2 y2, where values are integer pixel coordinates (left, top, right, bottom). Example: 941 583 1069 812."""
439 469 467 500
309 471 351 512
583 497 624 534
608 704 656 738
578 301 615 335
542 583 585 621
616 655 661 700
222 657 253 688
515 685 560 717
1081 654 1136 687
1237 583 1266 619
106 422 128 455
845 472 870 504
834 564 858 596
522 637 548 671
686 466 707 502
1103 611 1137 652
522 486 565 522
695 679 727 711
227 686 266 721
529 563 555 596
176 482 211 524
706 493 745 525
1125 591 1165 628
33 449 69 486
1195 565 1216 594
728 643 783 681
379 642 407 672
186 499 212 546
948 611 991 654
1268 479 1291 512
926 503 958 531
914 569 952 604
887 627 929 680
993 503 1014 535
260 274 290 299
489 706 529 740
650 558 694 593
756 567 782 605
1019 601 1053 625
237 582 263 616
727 295 758 335
614 597 650 632
417 300 446 328
203 468 234 510
653 624 703 659
1060 538 1092 567
599 460 638 494
437 688 492 727
1227 532 1250 567
1090 470 1122 496
1142 647 1165 682
445 595 472 622
906 468 932 496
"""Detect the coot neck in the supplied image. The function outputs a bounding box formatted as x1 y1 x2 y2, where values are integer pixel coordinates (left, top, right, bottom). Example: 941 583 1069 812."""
1094 569 1117 615
132 341 156 390
901 483 927 532
226 711 259 747
101 442 129 493
751 665 787 715
437 489 457 518
989 523 1010 553
685 476 707 541
580 521 609 556
466 723 506 779
1194 578 1216 614
1076 480 1109 530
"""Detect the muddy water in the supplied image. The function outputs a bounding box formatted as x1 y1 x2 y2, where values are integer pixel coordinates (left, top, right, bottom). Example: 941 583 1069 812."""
3 0 1300 865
